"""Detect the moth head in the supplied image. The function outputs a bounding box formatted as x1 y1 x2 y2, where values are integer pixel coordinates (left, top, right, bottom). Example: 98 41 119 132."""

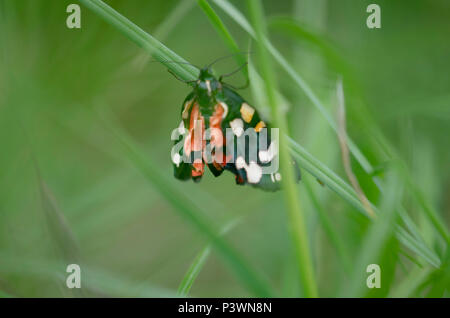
198 67 215 80
194 67 221 101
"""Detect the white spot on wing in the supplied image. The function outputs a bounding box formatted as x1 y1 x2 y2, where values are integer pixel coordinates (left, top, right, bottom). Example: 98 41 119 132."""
259 140 278 163
178 121 185 134
235 157 262 184
236 156 245 169
230 118 244 137
246 161 262 183
172 153 181 167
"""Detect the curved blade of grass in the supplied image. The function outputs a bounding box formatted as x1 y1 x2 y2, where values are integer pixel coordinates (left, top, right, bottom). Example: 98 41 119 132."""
212 0 372 173
59 107 278 294
204 0 439 268
177 246 211 297
389 266 433 297
276 17 449 250
0 252 176 297
61 110 273 295
395 226 440 267
154 0 196 40
95 106 272 297
270 17 449 246
36 173 81 264
268 16 349 76
130 0 196 69
34 166 89 297
247 0 318 298
303 178 352 276
288 138 367 215
78 0 273 296
177 218 242 297
197 0 248 78
289 137 441 267
247 59 352 275
78 0 198 82
211 0 442 268
403 167 450 246
77 0 441 276
341 169 402 297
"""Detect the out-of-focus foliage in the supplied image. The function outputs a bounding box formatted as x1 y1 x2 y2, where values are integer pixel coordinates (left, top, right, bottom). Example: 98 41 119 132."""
0 0 448 297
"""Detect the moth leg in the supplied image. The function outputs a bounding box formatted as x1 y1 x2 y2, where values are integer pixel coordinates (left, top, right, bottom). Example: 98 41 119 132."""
168 69 196 84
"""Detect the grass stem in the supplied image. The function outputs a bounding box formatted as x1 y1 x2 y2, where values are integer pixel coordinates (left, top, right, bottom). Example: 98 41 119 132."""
247 0 318 298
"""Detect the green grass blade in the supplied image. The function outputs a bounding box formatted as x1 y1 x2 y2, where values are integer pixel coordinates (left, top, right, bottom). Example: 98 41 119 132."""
268 16 348 75
395 226 441 267
288 138 367 215
177 219 241 297
36 175 81 265
153 0 196 40
212 0 372 173
270 16 449 246
78 0 198 82
95 107 272 297
197 0 247 77
78 0 272 296
288 137 441 267
130 0 196 69
209 0 441 268
249 52 352 276
0 252 175 297
404 169 450 245
342 169 403 297
303 179 352 276
177 246 212 297
35 167 87 297
247 0 318 298
389 266 432 297
76 0 445 296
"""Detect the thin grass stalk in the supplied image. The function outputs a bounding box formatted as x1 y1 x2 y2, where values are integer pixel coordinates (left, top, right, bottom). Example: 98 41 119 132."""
246 0 318 298
78 0 273 297
197 0 248 78
210 0 442 267
96 106 273 297
177 219 240 296
78 0 441 270
78 0 198 81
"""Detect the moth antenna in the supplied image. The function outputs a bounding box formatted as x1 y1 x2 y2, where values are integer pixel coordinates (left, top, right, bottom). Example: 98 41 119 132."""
219 62 248 80
207 51 253 68
221 80 249 90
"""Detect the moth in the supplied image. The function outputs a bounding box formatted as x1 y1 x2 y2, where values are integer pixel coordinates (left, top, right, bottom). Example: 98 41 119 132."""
171 64 300 191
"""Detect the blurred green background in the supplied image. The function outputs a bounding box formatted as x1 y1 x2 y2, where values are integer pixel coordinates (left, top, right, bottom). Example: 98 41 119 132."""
0 0 449 297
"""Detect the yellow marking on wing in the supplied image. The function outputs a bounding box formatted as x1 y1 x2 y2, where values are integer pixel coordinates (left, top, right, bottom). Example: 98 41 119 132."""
240 103 255 123
254 121 266 132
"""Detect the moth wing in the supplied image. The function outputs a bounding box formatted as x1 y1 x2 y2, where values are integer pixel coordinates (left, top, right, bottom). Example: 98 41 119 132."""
220 87 301 191
173 93 196 181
